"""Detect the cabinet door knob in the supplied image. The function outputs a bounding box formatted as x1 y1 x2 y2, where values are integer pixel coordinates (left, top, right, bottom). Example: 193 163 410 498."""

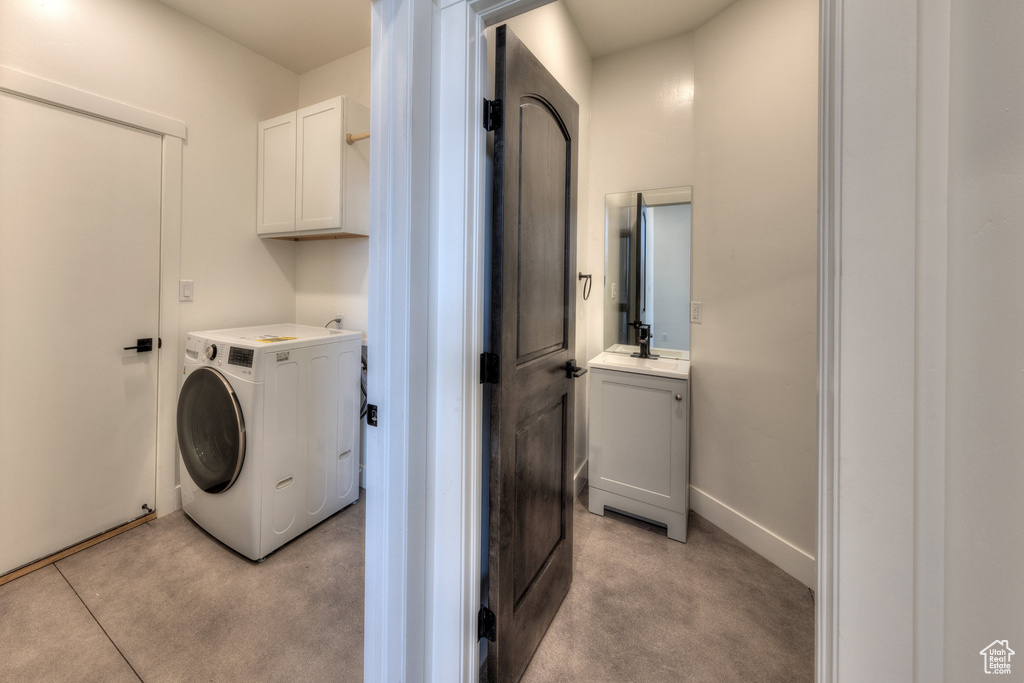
675 394 683 401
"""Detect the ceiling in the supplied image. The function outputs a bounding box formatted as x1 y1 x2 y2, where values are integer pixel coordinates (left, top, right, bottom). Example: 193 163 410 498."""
155 0 737 74
154 0 371 74
563 0 739 59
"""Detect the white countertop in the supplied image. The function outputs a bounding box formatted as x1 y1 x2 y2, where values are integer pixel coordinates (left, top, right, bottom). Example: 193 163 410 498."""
605 343 689 361
588 351 690 380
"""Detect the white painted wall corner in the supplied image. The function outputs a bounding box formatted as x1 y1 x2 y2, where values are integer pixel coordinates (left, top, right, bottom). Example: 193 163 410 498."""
689 485 816 587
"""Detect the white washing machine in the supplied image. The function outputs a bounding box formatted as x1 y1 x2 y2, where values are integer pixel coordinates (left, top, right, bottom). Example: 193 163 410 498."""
176 323 361 560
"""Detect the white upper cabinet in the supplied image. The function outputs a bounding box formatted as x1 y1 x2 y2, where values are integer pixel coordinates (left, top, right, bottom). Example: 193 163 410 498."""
257 96 369 239
257 112 297 235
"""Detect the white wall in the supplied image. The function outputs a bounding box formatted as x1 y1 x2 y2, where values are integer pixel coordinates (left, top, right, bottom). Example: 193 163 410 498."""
0 1 374 346
588 33 695 363
530 0 818 586
503 1 592 478
946 1 1024 678
0 0 300 337
690 0 819 584
801 0 1024 677
294 47 372 336
299 47 372 110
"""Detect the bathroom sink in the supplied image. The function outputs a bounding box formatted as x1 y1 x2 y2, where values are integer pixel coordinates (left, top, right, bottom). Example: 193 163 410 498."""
606 343 689 360
588 351 690 380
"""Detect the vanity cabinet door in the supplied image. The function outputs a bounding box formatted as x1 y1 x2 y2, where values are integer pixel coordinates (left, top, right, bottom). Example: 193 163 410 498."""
589 368 689 538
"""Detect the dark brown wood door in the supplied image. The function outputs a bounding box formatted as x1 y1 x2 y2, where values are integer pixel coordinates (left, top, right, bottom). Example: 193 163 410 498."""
487 25 580 683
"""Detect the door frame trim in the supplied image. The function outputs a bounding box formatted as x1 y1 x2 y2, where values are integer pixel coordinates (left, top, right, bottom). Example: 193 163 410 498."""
363 0 435 680
816 0 840 678
0 66 187 139
158 135 184 517
0 67 184 522
464 0 837 679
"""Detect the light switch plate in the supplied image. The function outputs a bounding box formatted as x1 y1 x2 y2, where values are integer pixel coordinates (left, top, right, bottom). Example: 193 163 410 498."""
179 279 194 302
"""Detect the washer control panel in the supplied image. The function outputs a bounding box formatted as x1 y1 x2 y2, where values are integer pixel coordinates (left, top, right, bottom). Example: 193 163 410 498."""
228 347 254 368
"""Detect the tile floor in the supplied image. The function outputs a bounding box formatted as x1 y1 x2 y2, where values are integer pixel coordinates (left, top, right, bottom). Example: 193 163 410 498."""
0 495 365 682
519 491 815 682
1 488 812 682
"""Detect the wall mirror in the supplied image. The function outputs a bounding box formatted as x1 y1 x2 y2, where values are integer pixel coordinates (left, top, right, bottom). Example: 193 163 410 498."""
603 186 692 360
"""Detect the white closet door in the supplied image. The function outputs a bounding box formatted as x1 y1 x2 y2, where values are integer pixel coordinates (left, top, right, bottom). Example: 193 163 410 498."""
0 91 162 575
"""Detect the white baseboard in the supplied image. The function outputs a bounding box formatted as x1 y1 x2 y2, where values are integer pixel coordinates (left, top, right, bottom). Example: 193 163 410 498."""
160 484 182 518
689 485 815 588
573 459 588 499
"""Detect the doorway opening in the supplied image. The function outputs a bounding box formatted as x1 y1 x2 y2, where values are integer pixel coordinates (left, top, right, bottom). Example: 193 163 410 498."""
475 1 820 679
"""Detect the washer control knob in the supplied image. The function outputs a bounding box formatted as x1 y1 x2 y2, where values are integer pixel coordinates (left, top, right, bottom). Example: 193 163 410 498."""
205 344 218 361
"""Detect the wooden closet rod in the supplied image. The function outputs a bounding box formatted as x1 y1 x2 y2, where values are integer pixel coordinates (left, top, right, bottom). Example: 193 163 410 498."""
346 131 370 145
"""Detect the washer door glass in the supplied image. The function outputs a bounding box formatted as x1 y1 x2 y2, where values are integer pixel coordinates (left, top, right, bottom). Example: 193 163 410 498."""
176 367 246 494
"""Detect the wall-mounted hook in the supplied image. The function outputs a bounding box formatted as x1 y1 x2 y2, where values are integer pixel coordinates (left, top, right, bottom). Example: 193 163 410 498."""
578 272 592 301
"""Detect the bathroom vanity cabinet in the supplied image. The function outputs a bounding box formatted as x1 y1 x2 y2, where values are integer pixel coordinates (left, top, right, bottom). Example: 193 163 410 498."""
587 354 690 541
257 96 369 240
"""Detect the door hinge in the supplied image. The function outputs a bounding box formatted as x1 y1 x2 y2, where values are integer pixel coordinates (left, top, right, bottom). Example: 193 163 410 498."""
480 352 500 384
478 605 497 642
483 98 503 132
366 404 378 427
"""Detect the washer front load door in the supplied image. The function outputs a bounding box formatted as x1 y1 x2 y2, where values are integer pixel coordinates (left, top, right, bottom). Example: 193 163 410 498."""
177 367 246 493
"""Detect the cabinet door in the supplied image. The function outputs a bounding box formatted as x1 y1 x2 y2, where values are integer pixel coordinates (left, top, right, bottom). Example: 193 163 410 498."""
295 96 343 232
590 369 688 514
257 111 297 235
